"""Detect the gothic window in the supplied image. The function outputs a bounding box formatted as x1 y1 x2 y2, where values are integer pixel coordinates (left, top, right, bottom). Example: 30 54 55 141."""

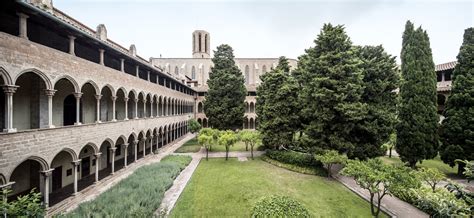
191 66 196 80
198 33 202 52
205 34 208 53
245 65 250 85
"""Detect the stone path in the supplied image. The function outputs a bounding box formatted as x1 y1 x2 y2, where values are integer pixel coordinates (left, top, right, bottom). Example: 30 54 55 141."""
46 134 195 217
156 149 265 216
332 165 429 218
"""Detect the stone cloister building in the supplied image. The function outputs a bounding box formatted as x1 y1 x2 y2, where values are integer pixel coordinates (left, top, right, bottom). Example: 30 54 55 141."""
151 30 298 129
0 0 196 209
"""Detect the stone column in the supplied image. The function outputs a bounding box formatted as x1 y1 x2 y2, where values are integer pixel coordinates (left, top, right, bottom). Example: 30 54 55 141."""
142 139 146 157
120 59 125 72
95 95 102 123
156 100 160 117
111 96 117 122
44 89 56 128
99 49 105 65
109 147 116 174
94 153 101 183
74 92 82 125
72 160 81 195
17 12 29 39
134 140 138 161
68 35 76 55
41 169 53 208
134 98 138 119
123 144 129 168
149 99 154 118
124 97 129 120
2 86 17 132
147 71 150 81
143 99 147 118
135 66 139 77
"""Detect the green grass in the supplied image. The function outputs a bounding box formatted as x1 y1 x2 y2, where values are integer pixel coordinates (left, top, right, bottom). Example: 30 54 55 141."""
379 156 458 177
171 158 386 217
261 155 327 176
64 155 192 217
210 141 262 152
174 137 201 153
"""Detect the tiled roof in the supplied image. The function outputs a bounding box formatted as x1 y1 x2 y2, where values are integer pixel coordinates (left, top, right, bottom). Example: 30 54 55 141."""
435 61 457 71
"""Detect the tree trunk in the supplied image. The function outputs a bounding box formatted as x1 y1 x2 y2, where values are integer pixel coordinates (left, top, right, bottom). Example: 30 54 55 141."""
370 193 375 216
409 161 417 169
206 147 209 161
458 161 466 176
389 148 392 158
327 164 332 178
245 142 248 151
375 195 382 217
251 146 254 160
226 147 229 160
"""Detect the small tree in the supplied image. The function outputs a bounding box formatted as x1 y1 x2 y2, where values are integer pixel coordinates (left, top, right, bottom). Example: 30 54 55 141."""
248 131 262 160
239 130 252 151
199 128 219 152
382 133 396 158
218 130 237 160
341 159 395 217
457 160 474 182
188 119 202 134
314 150 347 178
198 134 212 160
0 188 44 217
417 167 446 192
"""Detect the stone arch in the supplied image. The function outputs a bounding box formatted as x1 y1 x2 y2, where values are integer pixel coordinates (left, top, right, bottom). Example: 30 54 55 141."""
81 80 100 95
49 149 76 193
50 148 78 165
53 77 78 127
116 135 127 145
116 87 127 97
146 93 152 117
101 84 116 96
53 75 80 93
8 156 49 199
79 142 99 155
14 68 53 90
8 155 49 181
245 102 249 113
100 85 114 122
0 66 13 85
0 174 6 185
249 102 255 113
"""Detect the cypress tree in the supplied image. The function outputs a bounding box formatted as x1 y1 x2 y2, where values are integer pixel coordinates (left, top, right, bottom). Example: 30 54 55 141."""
256 56 299 149
298 23 365 152
440 28 474 174
349 45 399 159
203 44 246 130
396 21 439 168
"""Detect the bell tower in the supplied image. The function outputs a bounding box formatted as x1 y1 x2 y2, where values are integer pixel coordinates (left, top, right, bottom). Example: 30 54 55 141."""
192 30 210 58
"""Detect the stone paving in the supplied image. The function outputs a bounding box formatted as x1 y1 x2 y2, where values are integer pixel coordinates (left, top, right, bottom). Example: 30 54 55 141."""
46 134 195 217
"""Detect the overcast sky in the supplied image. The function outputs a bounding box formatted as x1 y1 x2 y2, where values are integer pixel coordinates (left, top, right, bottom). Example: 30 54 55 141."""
54 0 472 64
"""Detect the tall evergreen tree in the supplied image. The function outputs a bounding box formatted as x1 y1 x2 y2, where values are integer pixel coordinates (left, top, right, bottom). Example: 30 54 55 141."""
349 45 399 159
298 23 366 152
256 56 299 149
396 21 439 168
204 44 246 130
440 27 474 174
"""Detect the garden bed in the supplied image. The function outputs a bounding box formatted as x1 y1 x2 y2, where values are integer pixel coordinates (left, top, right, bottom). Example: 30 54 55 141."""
63 155 192 217
174 137 201 153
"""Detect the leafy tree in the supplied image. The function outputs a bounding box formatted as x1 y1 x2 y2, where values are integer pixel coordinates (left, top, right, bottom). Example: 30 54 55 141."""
0 188 44 217
297 24 365 153
440 28 474 175
350 45 399 160
382 133 397 158
256 56 300 149
199 128 219 152
218 130 238 160
248 131 262 160
239 130 252 151
204 44 246 130
341 159 396 217
396 21 439 168
188 119 201 134
417 167 446 192
198 134 213 160
314 150 347 178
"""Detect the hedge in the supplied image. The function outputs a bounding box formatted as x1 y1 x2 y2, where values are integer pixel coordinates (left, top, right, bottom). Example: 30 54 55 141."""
265 150 322 168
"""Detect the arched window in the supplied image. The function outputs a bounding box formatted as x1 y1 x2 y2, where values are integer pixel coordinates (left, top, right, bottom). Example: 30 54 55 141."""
174 66 179 75
245 65 250 85
191 66 196 80
262 65 267 73
198 33 202 52
205 34 208 53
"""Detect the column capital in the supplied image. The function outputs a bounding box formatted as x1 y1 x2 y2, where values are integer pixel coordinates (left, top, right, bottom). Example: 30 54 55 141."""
134 98 139 103
109 147 117 152
74 92 83 98
149 99 154 104
72 159 82 166
95 94 102 100
124 97 129 102
143 99 147 104
98 49 105 53
133 140 140 144
68 35 76 40
123 143 129 148
94 152 102 157
0 182 15 190
2 85 19 94
41 169 54 177
44 89 57 97
16 12 29 19
111 96 117 101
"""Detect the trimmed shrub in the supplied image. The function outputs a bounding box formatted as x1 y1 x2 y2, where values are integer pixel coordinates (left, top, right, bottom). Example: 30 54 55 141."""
409 187 471 217
266 150 322 168
64 155 192 217
252 195 310 217
261 156 326 176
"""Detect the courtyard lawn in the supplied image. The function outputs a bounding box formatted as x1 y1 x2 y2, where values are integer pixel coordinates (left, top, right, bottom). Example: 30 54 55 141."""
171 158 385 217
379 156 458 177
210 141 262 152
174 137 201 153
